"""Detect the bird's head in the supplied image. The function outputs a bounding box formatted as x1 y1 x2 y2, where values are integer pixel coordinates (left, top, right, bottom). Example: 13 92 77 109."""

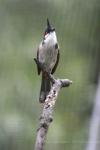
44 19 55 38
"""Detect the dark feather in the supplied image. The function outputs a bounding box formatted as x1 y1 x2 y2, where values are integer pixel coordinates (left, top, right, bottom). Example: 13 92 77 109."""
39 72 51 103
52 49 60 74
37 48 41 75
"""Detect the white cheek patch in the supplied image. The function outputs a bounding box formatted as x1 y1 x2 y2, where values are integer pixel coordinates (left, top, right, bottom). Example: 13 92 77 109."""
44 31 57 47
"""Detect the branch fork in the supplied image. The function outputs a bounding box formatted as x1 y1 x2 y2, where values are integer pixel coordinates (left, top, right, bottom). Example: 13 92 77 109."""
34 58 72 150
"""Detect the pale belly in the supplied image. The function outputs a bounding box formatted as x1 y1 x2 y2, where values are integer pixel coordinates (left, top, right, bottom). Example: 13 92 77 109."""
39 46 57 72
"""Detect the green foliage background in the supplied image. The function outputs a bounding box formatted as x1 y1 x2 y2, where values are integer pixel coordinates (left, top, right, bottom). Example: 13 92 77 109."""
0 0 100 150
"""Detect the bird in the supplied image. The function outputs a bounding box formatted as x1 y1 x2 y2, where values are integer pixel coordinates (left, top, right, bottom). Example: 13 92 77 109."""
36 19 60 103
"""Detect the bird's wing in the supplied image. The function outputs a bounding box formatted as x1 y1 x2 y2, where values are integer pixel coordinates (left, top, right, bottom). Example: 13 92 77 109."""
36 48 41 75
51 48 60 74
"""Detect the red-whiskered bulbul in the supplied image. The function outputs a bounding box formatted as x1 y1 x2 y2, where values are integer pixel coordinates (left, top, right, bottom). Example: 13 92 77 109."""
36 19 60 103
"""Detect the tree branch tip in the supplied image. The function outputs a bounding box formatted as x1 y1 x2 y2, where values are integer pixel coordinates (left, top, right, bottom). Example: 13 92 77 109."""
60 79 73 87
70 80 73 84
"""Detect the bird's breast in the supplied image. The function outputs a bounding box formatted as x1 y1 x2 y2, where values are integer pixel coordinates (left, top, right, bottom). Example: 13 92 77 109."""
39 43 58 71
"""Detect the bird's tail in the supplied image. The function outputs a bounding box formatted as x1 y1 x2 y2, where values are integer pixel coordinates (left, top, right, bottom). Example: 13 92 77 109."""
39 72 51 103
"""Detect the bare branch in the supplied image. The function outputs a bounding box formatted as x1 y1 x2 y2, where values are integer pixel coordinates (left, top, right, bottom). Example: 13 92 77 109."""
34 58 72 150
